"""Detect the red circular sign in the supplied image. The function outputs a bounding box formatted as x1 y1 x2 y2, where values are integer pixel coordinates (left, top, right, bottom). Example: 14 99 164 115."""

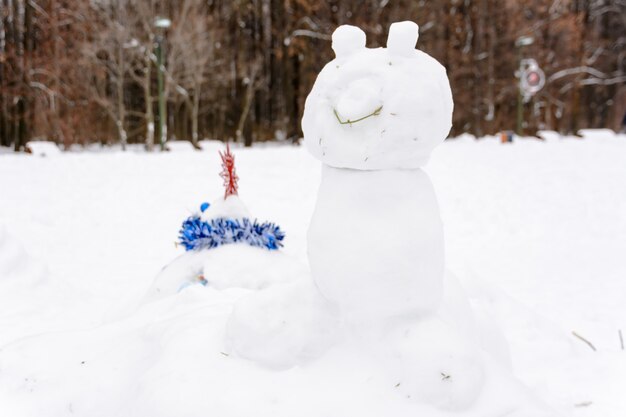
527 71 540 86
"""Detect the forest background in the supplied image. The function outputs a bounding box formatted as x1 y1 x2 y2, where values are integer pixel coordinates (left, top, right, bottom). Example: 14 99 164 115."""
0 0 624 151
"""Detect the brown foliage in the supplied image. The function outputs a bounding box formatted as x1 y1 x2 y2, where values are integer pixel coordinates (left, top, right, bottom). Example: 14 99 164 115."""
0 0 624 150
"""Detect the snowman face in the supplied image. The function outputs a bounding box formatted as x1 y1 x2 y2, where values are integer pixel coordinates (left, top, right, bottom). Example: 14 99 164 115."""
302 22 453 170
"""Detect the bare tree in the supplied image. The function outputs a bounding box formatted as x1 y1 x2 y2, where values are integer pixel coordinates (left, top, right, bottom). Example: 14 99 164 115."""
165 0 215 148
86 0 133 149
2 0 624 150
125 0 158 150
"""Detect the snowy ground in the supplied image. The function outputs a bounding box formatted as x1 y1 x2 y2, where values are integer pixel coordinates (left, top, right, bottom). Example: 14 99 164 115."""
0 130 625 416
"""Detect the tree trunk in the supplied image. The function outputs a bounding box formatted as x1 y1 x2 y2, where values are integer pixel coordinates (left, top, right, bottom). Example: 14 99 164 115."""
116 2 127 150
191 83 201 149
51 0 64 145
144 54 155 151
236 76 256 147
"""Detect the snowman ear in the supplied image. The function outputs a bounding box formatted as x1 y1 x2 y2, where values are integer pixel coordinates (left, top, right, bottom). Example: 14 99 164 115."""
332 25 366 59
387 21 419 56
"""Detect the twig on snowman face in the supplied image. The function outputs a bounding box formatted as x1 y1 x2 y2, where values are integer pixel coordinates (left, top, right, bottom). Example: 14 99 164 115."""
572 331 597 352
333 105 383 125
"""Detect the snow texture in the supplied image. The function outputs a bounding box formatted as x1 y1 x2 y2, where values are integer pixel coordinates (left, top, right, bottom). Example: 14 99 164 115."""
26 140 63 157
145 245 305 302
0 226 47 301
225 281 340 369
373 316 486 410
0 130 625 416
200 195 251 220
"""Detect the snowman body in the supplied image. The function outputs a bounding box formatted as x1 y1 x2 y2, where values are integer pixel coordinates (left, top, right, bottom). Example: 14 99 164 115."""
303 22 453 319
308 165 444 318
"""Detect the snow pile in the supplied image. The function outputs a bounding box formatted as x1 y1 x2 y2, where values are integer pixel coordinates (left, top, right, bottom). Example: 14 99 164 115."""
145 244 305 302
0 226 47 312
226 281 340 369
26 141 62 157
0 225 91 346
0 226 41 285
374 316 485 410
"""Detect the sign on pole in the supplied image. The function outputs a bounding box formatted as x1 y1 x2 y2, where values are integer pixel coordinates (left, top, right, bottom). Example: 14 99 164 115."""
519 59 545 101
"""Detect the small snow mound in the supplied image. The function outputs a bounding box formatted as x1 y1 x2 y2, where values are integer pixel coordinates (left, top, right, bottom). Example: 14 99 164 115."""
0 226 45 286
145 245 303 302
27 141 62 157
0 226 50 326
225 281 340 369
204 245 304 290
164 140 197 152
578 128 617 140
198 139 231 152
537 130 561 142
377 317 485 411
452 133 477 142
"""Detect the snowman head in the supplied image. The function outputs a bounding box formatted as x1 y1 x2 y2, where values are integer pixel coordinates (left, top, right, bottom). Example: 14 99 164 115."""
302 22 453 170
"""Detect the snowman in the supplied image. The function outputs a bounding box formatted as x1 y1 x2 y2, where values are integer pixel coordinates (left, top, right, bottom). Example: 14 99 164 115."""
144 145 303 302
226 22 557 415
302 21 490 409
303 21 452 320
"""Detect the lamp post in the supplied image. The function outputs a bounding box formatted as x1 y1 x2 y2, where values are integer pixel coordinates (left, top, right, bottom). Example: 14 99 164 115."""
515 36 534 136
154 17 171 151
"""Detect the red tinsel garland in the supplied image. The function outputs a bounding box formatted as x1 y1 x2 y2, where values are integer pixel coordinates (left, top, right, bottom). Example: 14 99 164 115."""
219 143 239 199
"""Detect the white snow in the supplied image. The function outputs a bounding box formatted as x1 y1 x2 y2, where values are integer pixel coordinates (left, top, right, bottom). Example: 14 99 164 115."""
0 131 625 416
302 23 453 170
308 165 444 317
145 244 305 302
374 315 486 410
387 21 420 56
26 140 63 157
331 24 366 58
200 195 251 221
225 281 340 370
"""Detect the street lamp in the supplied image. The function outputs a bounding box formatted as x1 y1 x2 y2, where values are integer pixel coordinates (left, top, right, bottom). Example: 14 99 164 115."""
515 36 534 136
154 17 171 151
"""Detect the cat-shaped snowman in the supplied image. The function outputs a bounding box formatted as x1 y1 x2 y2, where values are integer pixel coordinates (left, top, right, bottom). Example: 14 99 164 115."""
226 22 557 415
303 21 488 409
303 21 452 319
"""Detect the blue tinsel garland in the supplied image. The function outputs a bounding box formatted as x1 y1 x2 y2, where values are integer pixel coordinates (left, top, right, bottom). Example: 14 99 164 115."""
179 216 285 251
